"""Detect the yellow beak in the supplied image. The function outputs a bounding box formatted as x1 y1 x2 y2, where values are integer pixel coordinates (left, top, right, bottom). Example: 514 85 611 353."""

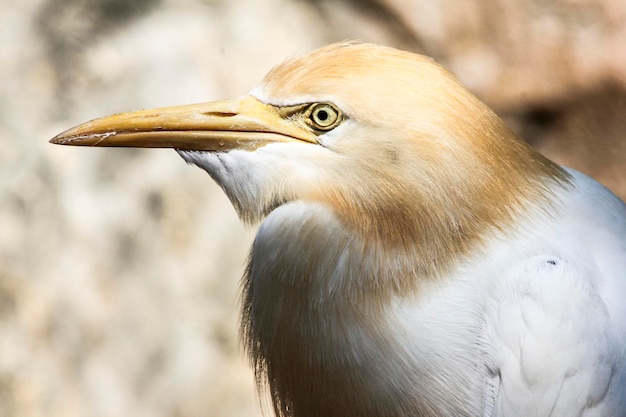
50 96 317 151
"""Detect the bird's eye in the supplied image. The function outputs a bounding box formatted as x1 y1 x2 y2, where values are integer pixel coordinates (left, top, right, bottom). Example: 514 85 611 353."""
306 103 342 131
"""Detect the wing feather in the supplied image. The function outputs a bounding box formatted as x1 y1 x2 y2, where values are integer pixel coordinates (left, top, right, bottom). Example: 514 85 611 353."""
486 255 620 417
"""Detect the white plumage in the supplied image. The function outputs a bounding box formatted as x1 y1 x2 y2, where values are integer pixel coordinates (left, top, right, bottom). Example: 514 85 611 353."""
51 42 626 417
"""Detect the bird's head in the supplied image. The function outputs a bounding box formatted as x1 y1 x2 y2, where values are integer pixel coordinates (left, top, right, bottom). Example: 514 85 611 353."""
51 42 567 263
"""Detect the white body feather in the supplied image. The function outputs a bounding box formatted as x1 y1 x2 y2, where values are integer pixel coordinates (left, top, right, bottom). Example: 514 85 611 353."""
183 140 626 417
176 44 626 416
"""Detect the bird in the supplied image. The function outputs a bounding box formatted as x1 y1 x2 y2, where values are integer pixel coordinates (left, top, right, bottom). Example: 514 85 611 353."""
50 42 626 417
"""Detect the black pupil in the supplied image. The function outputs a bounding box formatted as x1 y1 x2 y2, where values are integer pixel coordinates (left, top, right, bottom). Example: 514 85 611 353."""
317 110 329 121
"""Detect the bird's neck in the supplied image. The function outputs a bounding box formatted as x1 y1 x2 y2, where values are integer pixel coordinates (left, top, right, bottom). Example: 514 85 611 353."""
242 203 491 417
312 123 571 282
242 132 571 417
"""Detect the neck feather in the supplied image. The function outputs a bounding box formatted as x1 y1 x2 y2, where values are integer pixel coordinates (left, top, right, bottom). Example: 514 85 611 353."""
312 123 570 284
241 117 571 417
242 204 487 417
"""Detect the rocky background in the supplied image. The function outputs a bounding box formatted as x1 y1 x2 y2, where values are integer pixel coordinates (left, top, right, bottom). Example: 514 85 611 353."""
1 0 625 416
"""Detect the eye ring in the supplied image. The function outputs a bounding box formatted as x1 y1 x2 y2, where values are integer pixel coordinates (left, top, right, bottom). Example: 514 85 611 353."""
306 103 342 131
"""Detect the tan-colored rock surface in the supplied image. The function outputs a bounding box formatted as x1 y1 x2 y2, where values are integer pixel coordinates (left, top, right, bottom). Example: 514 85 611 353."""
1 0 624 416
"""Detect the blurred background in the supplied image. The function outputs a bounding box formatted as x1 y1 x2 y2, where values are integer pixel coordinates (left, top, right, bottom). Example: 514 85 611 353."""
1 0 625 416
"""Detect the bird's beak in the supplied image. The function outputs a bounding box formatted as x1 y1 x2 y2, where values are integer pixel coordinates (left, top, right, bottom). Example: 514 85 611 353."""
49 96 317 151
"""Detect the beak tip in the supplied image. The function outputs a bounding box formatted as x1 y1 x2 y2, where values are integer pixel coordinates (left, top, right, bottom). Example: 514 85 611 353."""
48 129 118 147
49 133 68 145
49 126 81 146
49 135 64 145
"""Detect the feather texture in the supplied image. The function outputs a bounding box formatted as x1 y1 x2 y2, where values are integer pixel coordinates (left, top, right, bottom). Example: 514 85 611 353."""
51 42 626 417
